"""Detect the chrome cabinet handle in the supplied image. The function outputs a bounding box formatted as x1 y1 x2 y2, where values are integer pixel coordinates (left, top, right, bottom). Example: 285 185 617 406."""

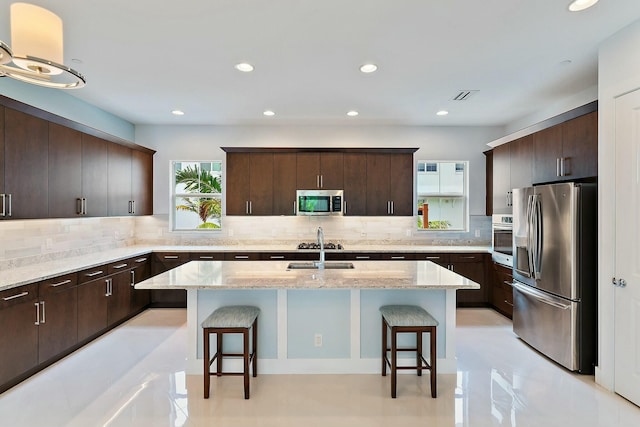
355 256 370 260
77 198 83 215
293 201 297 215
391 256 405 260
135 258 148 263
556 158 561 177
132 200 136 214
51 279 72 287
504 300 514 307
0 193 5 217
270 255 285 259
560 158 565 177
425 256 441 260
83 198 87 215
343 200 347 215
7 194 11 217
35 302 40 325
3 291 29 301
113 263 128 269
198 256 215 259
249 201 252 215
41 301 46 324
234 255 250 259
320 175 323 188
131 270 136 287
86 270 104 277
163 255 179 259
316 175 320 188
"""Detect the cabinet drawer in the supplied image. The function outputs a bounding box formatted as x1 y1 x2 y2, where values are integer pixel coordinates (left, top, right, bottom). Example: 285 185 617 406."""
224 252 261 261
77 265 109 284
154 252 190 262
130 255 151 266
379 253 414 260
108 259 132 274
189 252 224 261
0 284 39 309
450 253 485 263
38 273 78 296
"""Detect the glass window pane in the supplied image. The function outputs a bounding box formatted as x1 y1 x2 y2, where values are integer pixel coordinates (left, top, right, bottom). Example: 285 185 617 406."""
174 196 221 230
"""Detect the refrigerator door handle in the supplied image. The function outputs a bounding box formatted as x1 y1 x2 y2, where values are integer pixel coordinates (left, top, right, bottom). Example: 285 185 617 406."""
526 194 535 278
532 194 543 280
513 282 571 310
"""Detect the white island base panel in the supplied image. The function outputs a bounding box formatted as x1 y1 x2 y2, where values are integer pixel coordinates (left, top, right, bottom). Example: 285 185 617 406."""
185 288 458 375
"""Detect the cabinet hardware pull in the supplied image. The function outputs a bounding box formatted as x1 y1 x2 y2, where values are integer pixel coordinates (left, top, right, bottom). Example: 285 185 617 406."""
556 158 561 177
86 270 104 277
320 175 323 188
105 278 113 296
355 256 370 259
249 201 252 215
560 157 566 177
504 300 514 307
83 198 87 215
391 256 405 260
3 291 29 301
425 256 441 260
41 301 46 324
344 200 347 215
198 256 215 259
35 302 40 325
391 201 394 215
0 194 5 217
51 279 72 287
270 256 285 259
113 263 128 269
460 256 476 259
503 281 513 287
235 255 250 259
293 201 297 215
164 256 179 259
131 200 135 214
7 194 11 217
135 258 147 263
316 175 320 188
131 270 135 287
77 198 83 215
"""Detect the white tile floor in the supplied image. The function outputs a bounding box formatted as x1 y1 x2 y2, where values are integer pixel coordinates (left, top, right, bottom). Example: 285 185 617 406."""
0 308 639 426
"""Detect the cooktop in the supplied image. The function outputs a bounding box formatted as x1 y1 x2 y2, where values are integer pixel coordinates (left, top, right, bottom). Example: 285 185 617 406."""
297 242 344 250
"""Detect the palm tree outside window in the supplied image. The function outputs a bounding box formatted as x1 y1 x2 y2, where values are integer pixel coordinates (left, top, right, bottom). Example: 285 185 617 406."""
173 161 222 230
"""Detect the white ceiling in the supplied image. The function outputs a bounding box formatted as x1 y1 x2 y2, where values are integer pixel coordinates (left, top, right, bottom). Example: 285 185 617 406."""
1 0 639 127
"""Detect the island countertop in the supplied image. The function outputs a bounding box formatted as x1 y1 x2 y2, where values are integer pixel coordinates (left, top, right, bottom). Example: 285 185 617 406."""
135 260 480 290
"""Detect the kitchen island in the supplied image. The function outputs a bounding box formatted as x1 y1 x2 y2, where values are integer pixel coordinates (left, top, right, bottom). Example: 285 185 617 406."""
136 259 479 374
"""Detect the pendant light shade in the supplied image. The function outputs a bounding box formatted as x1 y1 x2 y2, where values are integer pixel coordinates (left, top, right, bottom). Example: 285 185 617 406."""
0 3 86 89
0 41 12 65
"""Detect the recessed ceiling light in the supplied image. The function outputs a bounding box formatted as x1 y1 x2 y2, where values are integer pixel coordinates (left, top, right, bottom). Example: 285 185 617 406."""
263 110 275 116
171 110 185 116
347 110 359 117
436 110 449 116
235 62 254 72
568 0 599 12
360 63 378 73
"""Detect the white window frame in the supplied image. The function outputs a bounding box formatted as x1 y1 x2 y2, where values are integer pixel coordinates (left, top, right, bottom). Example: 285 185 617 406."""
416 160 469 231
171 160 223 231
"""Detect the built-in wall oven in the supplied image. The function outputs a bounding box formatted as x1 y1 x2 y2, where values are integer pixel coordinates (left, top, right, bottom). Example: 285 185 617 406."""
492 214 513 268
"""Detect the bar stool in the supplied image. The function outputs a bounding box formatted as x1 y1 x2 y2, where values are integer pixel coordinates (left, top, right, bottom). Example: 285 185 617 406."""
202 305 260 399
380 305 438 398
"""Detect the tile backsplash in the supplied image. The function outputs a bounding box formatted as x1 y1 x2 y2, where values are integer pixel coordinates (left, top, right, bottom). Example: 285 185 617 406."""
0 214 491 269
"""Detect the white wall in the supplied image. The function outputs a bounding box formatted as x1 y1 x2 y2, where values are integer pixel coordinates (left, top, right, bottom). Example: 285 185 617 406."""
596 18 640 391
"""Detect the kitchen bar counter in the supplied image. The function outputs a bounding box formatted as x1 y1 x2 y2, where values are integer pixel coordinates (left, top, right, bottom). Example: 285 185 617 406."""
0 244 489 291
136 259 479 375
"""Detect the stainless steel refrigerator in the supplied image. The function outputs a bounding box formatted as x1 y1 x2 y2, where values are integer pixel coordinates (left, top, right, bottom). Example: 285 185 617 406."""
512 182 597 373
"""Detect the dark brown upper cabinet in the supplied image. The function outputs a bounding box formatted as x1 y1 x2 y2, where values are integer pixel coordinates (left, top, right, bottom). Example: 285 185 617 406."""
366 153 413 216
296 152 344 189
273 153 297 215
3 108 49 219
226 152 274 215
0 106 5 218
343 153 367 215
131 150 154 215
107 144 133 216
81 134 109 217
492 135 533 215
533 111 597 184
48 124 83 218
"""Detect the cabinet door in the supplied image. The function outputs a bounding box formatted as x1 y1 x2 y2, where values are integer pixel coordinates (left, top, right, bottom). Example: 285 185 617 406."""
319 152 344 189
130 256 151 312
131 150 153 215
491 263 514 318
451 253 488 305
273 153 297 215
249 153 274 215
0 284 39 387
108 270 132 326
37 274 78 363
81 134 108 217
296 153 320 189
77 278 108 342
561 111 597 180
343 153 367 215
532 124 563 184
366 153 391 215
389 154 413 216
150 253 188 307
414 253 450 267
509 135 533 190
3 108 49 219
226 152 251 215
48 124 83 218
492 143 511 214
108 143 133 216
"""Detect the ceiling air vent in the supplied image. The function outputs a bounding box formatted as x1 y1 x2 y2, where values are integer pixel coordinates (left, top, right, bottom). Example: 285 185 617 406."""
452 90 479 101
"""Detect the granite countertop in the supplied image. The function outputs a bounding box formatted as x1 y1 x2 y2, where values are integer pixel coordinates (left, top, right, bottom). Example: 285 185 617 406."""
0 244 490 292
135 260 481 290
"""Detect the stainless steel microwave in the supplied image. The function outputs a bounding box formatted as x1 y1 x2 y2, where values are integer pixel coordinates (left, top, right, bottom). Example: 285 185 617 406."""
296 190 343 216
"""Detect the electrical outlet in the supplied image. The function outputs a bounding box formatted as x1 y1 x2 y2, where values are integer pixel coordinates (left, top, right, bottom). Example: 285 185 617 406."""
474 229 481 238
314 333 323 347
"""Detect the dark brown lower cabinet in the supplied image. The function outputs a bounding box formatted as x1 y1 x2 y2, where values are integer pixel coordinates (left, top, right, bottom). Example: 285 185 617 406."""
451 253 489 306
131 256 152 312
108 270 132 326
0 284 39 389
150 253 189 307
491 263 514 318
77 277 109 343
37 274 78 363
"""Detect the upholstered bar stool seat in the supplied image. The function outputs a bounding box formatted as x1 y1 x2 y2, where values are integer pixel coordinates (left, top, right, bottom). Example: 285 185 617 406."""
380 305 438 398
202 305 259 399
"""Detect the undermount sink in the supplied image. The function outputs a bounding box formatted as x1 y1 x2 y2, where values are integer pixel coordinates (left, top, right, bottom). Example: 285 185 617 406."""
287 261 355 270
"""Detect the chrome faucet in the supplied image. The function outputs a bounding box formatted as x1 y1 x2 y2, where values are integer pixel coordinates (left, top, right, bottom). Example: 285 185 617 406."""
316 226 325 269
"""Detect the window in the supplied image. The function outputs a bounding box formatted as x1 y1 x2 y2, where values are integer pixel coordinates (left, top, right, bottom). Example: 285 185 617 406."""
416 161 468 231
172 161 222 230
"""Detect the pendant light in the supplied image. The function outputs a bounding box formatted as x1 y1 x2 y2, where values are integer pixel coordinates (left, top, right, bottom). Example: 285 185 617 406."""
0 3 86 89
